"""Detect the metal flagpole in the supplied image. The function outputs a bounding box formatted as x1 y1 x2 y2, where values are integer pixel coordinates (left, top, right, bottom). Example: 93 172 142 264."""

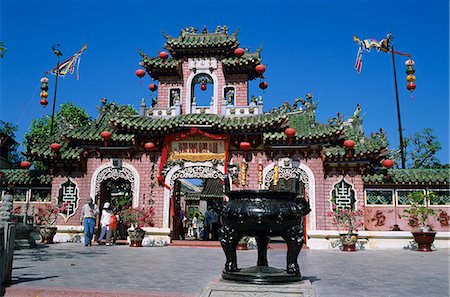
50 45 62 136
389 35 406 169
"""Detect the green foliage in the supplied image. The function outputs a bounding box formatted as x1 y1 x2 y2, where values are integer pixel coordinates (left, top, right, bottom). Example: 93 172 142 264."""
403 191 440 228
24 102 91 147
395 128 446 169
0 120 22 164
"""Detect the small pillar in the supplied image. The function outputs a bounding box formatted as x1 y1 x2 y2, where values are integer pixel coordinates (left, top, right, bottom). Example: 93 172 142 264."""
140 98 146 116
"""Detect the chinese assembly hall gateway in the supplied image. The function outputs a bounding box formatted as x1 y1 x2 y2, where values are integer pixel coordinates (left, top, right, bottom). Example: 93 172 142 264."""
4 26 449 248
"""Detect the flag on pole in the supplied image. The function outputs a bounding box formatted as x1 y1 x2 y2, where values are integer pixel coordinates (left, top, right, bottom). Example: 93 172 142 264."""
49 45 87 79
353 35 391 74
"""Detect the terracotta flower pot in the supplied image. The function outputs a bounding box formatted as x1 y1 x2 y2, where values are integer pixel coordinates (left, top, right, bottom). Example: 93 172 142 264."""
412 231 436 252
128 228 145 247
40 226 57 244
339 233 358 252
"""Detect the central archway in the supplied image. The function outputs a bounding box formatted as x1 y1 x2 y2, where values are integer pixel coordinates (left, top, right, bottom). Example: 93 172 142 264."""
163 162 224 228
263 161 316 231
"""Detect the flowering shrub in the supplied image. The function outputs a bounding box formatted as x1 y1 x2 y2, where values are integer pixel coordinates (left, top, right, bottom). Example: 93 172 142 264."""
327 206 364 235
403 191 441 230
121 206 155 229
35 202 69 226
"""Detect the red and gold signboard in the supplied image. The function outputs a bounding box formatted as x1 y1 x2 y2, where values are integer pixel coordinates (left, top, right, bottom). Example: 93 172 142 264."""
169 135 225 162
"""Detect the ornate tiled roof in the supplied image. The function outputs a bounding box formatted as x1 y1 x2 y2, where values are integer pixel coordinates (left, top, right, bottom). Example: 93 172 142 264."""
110 113 288 134
62 101 136 144
0 169 52 186
363 169 450 185
264 111 343 143
222 50 262 80
163 26 239 57
139 49 180 79
30 141 84 161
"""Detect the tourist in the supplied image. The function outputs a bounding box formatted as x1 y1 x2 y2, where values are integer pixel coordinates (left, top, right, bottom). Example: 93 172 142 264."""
109 208 119 245
203 208 211 241
192 213 199 240
97 202 112 245
80 197 99 247
210 208 220 241
179 209 186 240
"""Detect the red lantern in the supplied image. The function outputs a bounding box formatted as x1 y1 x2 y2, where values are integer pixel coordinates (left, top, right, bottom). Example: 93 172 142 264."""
50 142 61 157
135 69 145 78
40 99 48 107
284 127 296 138
148 83 158 92
239 141 251 151
50 142 61 152
343 139 355 158
20 161 31 170
255 64 266 78
159 51 169 60
343 140 355 150
234 48 245 58
382 159 394 169
200 83 207 91
144 142 156 151
100 131 112 147
259 81 268 90
407 82 416 91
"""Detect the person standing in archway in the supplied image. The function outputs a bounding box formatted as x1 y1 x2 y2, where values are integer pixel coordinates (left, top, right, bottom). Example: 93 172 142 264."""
80 197 99 247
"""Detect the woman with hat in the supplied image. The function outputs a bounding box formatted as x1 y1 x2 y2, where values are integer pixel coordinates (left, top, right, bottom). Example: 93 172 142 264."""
97 202 112 245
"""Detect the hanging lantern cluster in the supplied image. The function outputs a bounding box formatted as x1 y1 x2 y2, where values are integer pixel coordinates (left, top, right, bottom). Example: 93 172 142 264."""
255 64 269 91
40 77 49 107
405 59 416 100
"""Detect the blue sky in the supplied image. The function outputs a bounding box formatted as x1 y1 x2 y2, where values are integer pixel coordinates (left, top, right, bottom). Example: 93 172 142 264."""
1 0 448 164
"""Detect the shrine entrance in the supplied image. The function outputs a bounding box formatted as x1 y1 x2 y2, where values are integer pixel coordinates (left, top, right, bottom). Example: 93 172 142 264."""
164 163 225 241
173 178 224 241
91 161 140 240
263 160 316 243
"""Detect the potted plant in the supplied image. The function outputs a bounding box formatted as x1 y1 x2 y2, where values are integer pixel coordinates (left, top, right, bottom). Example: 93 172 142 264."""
121 206 155 247
35 202 68 244
327 206 364 251
403 191 441 252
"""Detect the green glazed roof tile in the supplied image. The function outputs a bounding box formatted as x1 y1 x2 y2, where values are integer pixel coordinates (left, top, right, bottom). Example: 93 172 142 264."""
110 113 287 133
30 141 84 161
0 169 52 185
363 169 450 185
264 112 343 143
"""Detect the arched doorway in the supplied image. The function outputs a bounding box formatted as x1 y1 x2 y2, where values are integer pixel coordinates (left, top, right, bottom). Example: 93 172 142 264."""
185 69 219 114
263 160 316 232
90 161 140 239
163 163 225 240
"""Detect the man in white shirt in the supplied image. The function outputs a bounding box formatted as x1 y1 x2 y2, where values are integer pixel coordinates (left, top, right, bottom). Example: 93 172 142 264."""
80 197 99 246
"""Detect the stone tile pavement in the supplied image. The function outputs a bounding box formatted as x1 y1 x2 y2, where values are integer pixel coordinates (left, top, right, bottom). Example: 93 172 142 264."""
2 243 449 297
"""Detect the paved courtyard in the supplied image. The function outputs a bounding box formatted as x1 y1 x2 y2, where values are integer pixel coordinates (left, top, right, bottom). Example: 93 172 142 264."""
2 243 449 297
